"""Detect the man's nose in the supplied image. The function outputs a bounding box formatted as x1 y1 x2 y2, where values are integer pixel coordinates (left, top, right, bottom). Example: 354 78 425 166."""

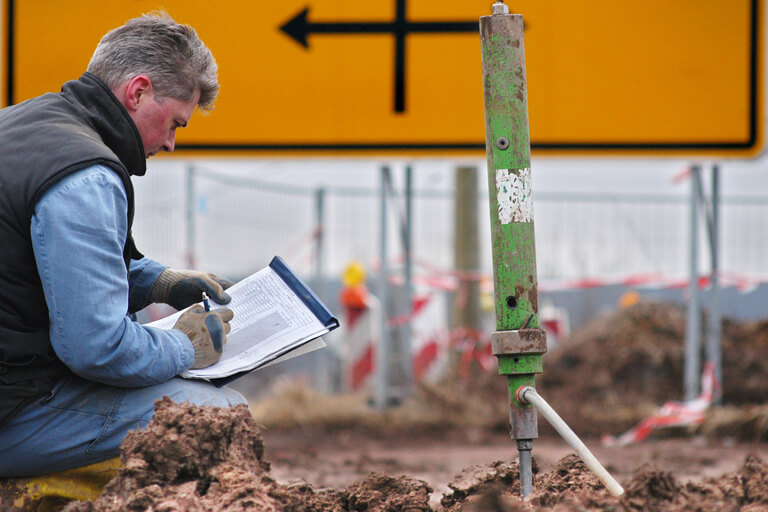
163 133 176 153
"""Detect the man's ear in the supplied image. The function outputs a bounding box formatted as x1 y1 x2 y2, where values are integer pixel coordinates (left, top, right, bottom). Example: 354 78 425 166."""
121 75 153 113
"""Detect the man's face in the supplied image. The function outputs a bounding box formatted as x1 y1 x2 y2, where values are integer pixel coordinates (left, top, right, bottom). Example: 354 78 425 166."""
132 88 200 158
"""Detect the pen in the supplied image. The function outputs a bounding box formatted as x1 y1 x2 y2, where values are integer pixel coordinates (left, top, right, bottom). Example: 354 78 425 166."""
202 291 211 312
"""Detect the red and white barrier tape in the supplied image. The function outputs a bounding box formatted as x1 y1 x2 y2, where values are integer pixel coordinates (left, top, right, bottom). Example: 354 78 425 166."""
601 362 718 447
402 258 768 294
539 272 766 294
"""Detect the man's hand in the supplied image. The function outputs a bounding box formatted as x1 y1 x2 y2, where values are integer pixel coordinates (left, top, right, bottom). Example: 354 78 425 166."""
173 305 233 369
150 268 234 310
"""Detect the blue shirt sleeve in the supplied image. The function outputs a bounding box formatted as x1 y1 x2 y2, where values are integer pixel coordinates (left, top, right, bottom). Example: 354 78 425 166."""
128 257 167 313
30 165 194 386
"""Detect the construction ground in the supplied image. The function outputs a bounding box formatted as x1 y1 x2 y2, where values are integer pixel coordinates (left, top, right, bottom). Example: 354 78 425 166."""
4 299 768 511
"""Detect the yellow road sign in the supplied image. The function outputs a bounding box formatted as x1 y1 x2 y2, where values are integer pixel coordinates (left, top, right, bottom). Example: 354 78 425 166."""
1 0 763 157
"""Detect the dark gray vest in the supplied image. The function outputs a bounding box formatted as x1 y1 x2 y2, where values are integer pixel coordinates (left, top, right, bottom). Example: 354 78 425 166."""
0 72 145 425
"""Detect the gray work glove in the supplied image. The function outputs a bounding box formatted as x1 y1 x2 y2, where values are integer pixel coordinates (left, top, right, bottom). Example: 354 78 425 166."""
150 268 234 310
173 305 234 369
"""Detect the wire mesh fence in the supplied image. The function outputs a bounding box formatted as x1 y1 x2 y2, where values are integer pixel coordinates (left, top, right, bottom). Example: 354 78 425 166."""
132 162 768 288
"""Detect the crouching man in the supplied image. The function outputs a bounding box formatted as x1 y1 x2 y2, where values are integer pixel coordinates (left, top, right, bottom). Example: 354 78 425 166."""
0 12 248 477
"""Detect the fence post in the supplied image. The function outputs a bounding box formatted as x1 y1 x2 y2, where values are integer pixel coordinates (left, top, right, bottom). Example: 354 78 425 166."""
375 165 392 409
185 164 196 269
684 164 702 401
313 187 326 297
452 165 483 372
705 164 722 403
401 165 414 391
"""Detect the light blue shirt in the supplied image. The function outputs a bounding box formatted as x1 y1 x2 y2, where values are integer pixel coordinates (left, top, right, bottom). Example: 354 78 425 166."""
30 165 194 386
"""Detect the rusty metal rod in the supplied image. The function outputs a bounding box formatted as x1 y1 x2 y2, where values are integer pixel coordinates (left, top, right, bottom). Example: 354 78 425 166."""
518 386 625 496
517 439 533 498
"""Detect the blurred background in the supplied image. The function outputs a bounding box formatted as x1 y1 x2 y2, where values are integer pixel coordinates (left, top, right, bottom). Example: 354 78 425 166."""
130 157 768 402
3 0 767 419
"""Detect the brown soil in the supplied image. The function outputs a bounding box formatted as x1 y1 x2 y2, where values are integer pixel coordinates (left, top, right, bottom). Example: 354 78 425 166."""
558 300 768 404
394 300 768 441
61 399 768 512
24 299 768 511
439 460 529 511
62 399 435 512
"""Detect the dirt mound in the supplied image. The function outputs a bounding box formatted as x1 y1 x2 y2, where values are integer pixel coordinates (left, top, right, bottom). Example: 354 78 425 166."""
62 397 289 512
63 400 768 511
619 467 685 511
539 301 687 406
405 300 768 441
540 300 768 406
533 300 768 436
529 454 607 507
245 299 768 442
63 400 433 512
345 473 432 511
446 454 768 511
721 319 768 404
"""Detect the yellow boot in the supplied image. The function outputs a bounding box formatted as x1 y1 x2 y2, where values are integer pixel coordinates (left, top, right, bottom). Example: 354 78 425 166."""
0 457 120 511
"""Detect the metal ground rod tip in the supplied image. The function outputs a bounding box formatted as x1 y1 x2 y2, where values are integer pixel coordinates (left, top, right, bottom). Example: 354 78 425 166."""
517 438 533 499
492 1 510 15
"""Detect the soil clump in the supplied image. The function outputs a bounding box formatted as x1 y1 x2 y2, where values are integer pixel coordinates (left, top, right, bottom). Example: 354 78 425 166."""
62 400 768 511
448 453 768 511
440 460 529 511
63 399 433 512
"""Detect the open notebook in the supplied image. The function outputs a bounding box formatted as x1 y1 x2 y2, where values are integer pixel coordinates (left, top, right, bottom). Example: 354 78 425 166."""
147 256 339 386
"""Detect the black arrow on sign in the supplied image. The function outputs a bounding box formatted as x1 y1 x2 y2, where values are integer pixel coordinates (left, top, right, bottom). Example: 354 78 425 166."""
280 2 477 113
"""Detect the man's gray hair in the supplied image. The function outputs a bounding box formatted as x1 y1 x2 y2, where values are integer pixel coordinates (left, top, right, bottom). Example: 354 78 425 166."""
87 12 218 110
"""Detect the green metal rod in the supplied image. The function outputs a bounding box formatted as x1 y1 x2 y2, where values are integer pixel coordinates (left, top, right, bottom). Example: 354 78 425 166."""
480 3 545 499
481 12 539 332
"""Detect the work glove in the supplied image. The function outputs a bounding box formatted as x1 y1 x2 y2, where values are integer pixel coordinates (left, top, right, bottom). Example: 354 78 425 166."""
173 305 234 369
150 268 234 310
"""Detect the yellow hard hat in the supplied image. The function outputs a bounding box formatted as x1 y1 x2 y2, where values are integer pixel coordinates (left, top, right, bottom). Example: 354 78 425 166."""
341 261 366 286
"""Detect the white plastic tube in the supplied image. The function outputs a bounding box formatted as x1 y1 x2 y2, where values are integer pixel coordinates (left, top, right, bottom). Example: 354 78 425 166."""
518 386 625 496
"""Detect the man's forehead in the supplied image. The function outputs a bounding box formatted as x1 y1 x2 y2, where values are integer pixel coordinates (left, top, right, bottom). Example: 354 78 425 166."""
163 94 199 116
